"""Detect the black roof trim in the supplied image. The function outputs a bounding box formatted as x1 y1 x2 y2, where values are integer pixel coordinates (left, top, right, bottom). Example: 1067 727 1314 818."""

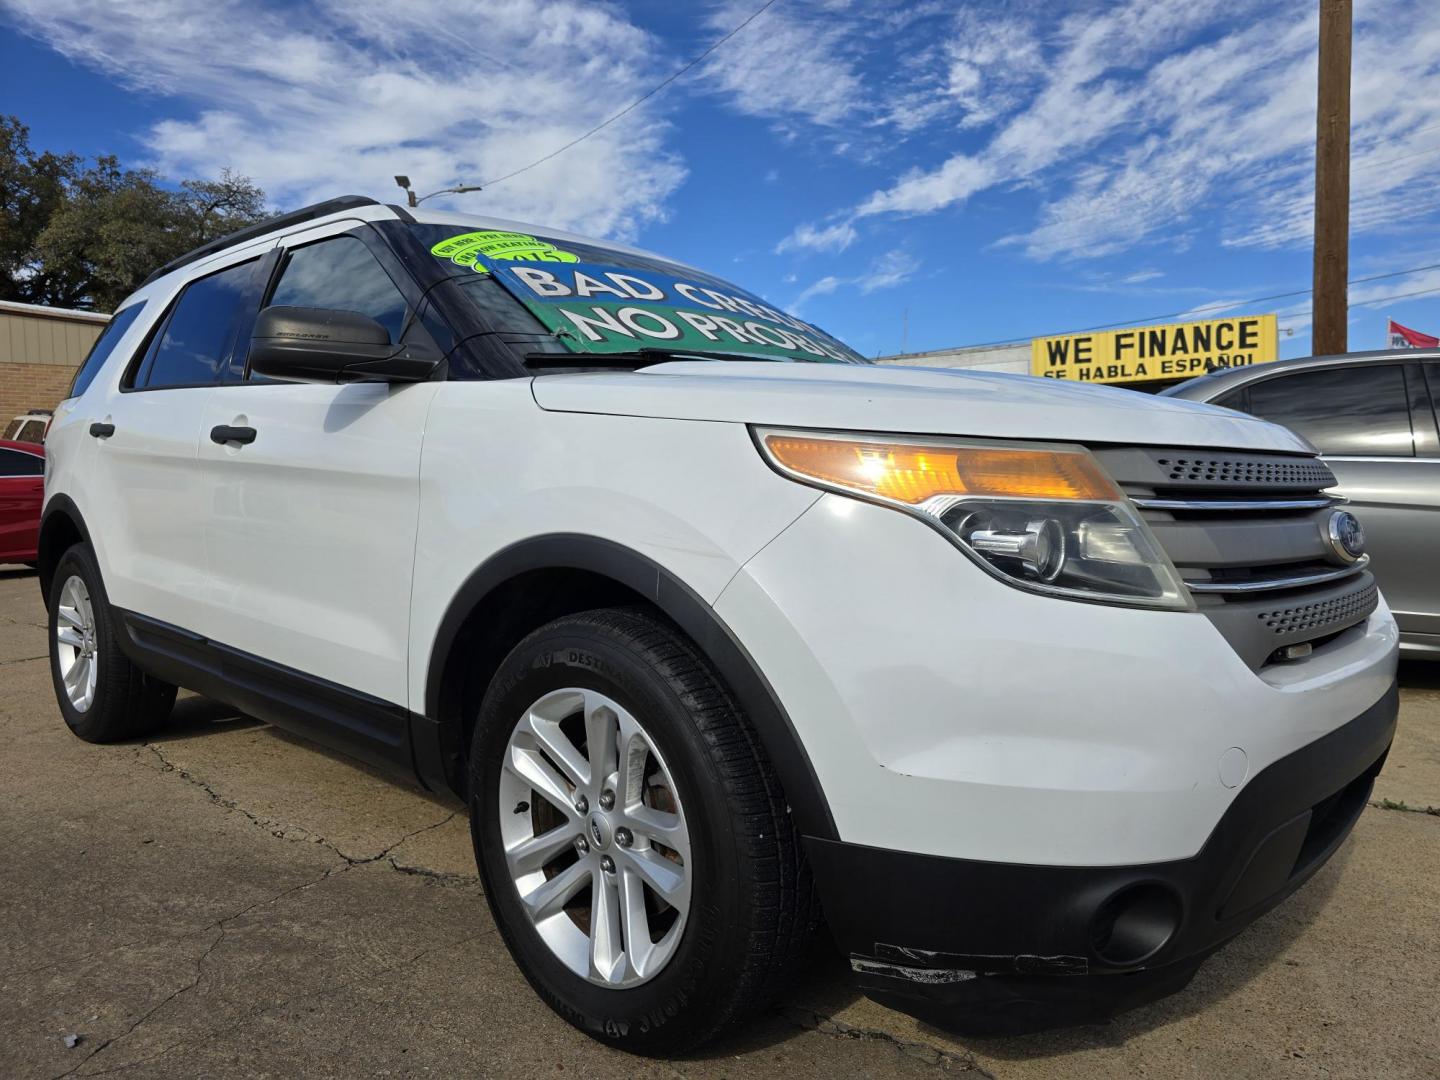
138 196 382 288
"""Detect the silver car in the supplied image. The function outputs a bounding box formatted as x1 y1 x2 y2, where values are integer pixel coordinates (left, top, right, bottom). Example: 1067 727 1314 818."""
1163 349 1440 658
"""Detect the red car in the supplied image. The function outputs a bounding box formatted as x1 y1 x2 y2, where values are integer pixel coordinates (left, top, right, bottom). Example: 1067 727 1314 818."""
0 438 44 565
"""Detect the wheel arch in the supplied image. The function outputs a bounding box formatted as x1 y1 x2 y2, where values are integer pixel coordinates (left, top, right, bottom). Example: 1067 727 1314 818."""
419 534 838 841
36 494 91 605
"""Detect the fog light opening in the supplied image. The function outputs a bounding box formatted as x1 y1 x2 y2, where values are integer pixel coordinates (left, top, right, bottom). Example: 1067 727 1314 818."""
1089 883 1182 967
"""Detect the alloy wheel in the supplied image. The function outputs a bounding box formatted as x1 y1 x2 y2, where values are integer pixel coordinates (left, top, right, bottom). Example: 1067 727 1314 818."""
498 687 692 987
55 574 99 712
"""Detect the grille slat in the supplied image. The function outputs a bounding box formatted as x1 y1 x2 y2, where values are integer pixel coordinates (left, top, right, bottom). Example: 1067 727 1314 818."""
1131 496 1339 512
1185 559 1369 594
1090 446 1373 669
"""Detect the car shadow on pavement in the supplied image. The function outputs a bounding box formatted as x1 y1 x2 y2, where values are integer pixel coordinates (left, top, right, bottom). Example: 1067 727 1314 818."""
155 693 266 739
153 692 462 813
0 564 37 581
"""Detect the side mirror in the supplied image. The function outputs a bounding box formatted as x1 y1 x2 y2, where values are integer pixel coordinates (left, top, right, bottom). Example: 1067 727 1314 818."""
249 306 444 384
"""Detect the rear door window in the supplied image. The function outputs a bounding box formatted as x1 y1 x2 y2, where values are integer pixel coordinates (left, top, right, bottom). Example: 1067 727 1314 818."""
133 259 261 389
1243 365 1414 457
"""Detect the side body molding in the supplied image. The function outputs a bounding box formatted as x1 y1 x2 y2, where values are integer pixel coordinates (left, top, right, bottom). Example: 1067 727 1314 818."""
419 534 838 841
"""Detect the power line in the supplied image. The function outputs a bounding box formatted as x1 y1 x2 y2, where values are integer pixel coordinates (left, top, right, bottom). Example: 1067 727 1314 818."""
956 259 1440 350
481 0 782 189
1015 138 1440 243
1273 282 1440 321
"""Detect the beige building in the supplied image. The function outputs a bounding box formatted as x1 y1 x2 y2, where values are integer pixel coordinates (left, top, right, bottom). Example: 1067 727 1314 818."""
876 342 1030 376
0 300 109 427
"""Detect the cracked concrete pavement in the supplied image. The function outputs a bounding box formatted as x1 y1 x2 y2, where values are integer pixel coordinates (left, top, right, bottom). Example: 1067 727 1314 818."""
2 567 1437 1078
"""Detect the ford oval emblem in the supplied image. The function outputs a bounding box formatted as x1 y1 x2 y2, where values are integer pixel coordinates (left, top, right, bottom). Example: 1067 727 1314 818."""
1325 510 1366 564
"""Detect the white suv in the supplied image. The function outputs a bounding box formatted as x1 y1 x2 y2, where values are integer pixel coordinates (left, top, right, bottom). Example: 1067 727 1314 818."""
39 197 1399 1052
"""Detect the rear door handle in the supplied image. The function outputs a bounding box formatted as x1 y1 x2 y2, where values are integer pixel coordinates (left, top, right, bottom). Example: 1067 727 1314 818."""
88 422 115 439
210 425 257 446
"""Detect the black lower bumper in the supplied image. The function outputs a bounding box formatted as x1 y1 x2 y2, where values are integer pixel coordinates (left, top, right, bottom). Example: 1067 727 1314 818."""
806 682 1398 1036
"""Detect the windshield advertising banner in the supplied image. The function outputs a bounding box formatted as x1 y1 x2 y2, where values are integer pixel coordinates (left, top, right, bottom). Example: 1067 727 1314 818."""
430 230 861 364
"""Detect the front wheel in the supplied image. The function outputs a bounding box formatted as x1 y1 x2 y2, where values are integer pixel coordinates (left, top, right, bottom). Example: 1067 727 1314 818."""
469 608 816 1055
48 542 176 742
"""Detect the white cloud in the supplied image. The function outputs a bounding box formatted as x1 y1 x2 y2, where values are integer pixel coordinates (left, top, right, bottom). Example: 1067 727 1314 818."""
775 220 858 254
699 0 867 129
790 249 918 312
1 0 687 240
791 275 843 311
859 250 919 293
774 0 1440 264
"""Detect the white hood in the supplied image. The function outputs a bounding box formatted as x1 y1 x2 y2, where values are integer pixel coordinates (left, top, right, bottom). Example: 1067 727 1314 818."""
531 361 1311 453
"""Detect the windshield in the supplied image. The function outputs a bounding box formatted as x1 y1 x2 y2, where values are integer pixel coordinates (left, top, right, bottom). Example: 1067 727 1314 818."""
407 223 867 365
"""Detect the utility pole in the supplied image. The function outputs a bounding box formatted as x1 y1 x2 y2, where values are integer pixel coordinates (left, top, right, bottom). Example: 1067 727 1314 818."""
1311 0 1352 355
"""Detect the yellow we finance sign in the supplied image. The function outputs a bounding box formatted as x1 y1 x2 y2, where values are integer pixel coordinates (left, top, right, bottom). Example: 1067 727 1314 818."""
1031 314 1278 385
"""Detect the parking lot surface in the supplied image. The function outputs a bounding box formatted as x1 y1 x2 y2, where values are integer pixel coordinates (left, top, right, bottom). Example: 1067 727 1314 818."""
2 567 1437 1078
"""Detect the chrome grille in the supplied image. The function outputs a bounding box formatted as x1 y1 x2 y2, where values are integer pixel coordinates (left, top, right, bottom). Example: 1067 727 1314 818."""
1090 446 1376 668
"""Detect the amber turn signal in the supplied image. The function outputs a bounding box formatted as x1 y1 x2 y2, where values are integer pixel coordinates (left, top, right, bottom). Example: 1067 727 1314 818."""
761 434 1121 504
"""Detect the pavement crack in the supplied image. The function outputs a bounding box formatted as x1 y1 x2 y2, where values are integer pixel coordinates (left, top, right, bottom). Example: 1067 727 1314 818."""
47 928 219 1080
0 653 47 665
50 862 343 1078
73 928 500 1077
351 810 463 868
776 1005 993 1073
384 855 480 889
1369 797 1440 817
140 742 461 867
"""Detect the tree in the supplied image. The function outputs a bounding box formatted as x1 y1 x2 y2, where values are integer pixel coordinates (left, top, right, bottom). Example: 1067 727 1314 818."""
177 170 269 247
0 116 274 312
0 115 81 306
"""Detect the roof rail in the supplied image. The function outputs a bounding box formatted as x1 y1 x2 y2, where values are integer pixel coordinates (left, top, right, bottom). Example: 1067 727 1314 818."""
138 195 382 288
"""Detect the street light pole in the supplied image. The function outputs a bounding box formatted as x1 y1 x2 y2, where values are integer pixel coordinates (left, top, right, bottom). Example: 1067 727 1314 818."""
394 176 482 207
1311 0 1352 356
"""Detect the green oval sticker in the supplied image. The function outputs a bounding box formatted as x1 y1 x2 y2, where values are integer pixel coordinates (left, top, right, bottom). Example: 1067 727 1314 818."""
430 230 579 273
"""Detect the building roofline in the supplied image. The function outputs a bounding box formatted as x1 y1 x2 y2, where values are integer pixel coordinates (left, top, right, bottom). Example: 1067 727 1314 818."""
0 299 110 324
875 341 1028 363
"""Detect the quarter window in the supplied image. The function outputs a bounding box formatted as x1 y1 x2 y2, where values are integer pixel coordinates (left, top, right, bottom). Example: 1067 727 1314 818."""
267 235 410 344
134 260 261 389
71 302 147 398
1243 365 1414 457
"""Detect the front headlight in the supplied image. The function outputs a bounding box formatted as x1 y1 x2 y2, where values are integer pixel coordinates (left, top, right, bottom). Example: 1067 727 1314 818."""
755 428 1192 611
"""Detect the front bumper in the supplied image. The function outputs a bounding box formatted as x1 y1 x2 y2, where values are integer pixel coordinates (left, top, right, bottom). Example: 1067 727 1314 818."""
807 683 1397 1035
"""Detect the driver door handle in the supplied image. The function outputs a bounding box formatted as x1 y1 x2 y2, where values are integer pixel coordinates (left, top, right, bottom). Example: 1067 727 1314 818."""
88 422 115 439
210 424 257 446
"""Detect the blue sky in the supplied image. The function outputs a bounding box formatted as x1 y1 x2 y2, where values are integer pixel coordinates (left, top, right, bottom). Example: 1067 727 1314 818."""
3 0 1439 358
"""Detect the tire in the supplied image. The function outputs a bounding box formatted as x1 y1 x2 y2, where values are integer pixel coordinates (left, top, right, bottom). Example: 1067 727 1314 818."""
48 542 177 743
469 607 817 1055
